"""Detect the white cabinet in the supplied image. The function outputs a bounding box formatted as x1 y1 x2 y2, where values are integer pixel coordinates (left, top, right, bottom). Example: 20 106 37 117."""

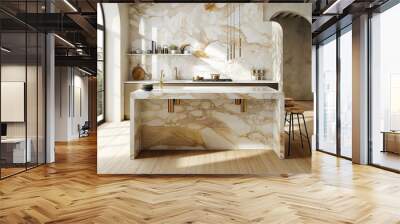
1 138 32 163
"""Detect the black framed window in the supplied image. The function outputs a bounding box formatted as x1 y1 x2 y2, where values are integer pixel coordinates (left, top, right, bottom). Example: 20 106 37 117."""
317 34 337 155
316 25 353 159
97 3 105 124
369 2 400 172
339 25 353 159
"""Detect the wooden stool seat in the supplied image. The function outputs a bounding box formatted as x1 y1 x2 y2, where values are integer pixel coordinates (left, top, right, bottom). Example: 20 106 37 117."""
285 102 295 108
286 107 304 114
285 97 294 101
285 98 296 108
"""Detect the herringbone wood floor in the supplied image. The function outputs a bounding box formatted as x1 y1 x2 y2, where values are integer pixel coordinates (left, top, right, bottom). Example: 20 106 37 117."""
1 135 400 223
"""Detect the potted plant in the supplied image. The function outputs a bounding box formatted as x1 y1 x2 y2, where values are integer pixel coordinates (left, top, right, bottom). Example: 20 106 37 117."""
169 44 178 54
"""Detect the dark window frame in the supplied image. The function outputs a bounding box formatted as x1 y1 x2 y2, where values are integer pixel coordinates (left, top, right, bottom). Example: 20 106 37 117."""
315 24 353 161
0 0 47 180
97 3 105 125
367 0 400 173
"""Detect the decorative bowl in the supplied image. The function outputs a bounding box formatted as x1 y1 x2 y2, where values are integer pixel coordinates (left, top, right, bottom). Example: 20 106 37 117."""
141 83 153 91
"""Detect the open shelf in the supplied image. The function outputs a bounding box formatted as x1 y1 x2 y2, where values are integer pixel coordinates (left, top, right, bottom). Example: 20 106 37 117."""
127 53 192 56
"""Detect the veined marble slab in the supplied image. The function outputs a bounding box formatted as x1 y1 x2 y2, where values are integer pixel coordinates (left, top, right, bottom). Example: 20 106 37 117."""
128 3 282 83
130 86 284 159
132 86 282 100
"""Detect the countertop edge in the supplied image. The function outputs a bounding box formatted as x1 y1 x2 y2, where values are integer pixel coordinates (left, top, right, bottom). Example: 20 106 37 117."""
124 80 279 84
130 87 283 100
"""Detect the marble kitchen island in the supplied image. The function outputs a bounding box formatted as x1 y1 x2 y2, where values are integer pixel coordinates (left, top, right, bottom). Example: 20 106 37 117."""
131 86 285 159
97 2 313 175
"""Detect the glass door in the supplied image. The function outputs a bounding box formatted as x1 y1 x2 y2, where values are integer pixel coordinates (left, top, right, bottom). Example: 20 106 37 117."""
1 31 28 178
317 26 353 159
370 3 400 171
0 1 47 179
339 26 352 158
317 35 337 154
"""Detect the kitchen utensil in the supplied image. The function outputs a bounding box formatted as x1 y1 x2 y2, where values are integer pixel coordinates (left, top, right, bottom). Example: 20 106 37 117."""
211 74 220 80
193 78 232 82
193 75 204 81
180 44 192 54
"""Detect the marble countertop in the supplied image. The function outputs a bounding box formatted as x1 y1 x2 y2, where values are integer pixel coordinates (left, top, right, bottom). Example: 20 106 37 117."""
125 80 278 84
132 86 282 100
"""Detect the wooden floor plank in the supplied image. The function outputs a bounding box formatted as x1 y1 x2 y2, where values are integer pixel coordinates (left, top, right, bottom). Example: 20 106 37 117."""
98 121 311 175
0 135 400 223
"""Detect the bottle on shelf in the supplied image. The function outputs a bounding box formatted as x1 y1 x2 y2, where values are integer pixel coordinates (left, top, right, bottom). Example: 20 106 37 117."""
159 70 165 89
151 41 156 54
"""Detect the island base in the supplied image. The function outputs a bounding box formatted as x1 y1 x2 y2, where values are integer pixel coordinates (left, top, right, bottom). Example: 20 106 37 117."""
131 98 284 159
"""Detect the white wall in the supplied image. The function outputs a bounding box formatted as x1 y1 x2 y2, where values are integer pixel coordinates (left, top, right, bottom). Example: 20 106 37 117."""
103 3 130 123
55 67 69 141
120 5 130 121
54 67 89 141
1 63 47 164
46 7 56 163
72 73 89 138
352 14 369 164
1 65 39 137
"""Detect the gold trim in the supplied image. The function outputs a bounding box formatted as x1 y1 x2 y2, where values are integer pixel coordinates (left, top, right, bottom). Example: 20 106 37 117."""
168 99 174 113
240 99 247 112
174 99 182 105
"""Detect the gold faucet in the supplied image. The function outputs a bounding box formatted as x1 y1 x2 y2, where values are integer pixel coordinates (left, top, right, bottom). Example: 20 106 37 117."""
160 70 165 89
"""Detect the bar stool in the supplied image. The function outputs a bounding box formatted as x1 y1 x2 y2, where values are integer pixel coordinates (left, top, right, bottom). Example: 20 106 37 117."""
284 98 296 148
285 98 295 107
285 106 311 156
284 97 294 118
284 98 295 128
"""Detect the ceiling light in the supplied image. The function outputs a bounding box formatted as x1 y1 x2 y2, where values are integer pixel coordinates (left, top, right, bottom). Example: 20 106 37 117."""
1 47 11 53
78 67 93 76
63 0 78 12
54 34 75 48
76 49 87 56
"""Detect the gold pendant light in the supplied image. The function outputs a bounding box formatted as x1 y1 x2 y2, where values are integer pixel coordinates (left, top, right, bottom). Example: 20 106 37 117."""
227 3 242 62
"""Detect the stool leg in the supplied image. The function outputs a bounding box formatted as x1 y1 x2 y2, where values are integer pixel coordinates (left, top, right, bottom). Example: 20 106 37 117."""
301 113 311 153
291 113 295 141
288 113 292 156
296 113 304 149
285 111 288 126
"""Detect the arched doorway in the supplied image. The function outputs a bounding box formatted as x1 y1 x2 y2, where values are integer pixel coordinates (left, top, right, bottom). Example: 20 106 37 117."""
270 12 313 158
271 12 312 101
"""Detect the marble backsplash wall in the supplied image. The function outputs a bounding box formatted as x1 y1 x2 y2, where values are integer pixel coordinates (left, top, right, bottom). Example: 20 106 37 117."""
128 3 280 81
271 22 283 91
